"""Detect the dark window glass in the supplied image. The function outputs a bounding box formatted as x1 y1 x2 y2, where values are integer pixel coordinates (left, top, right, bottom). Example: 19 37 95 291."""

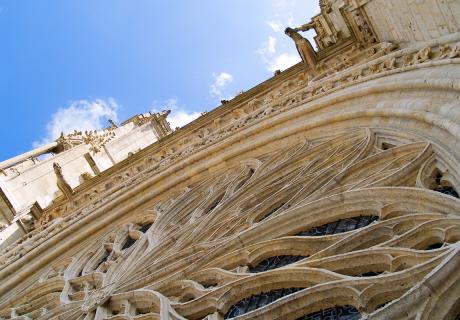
425 242 444 250
296 305 361 320
224 288 304 319
381 142 395 150
434 186 459 198
375 301 392 311
122 237 136 250
139 223 153 233
296 216 378 237
357 271 383 277
432 171 459 198
201 282 218 289
249 255 306 273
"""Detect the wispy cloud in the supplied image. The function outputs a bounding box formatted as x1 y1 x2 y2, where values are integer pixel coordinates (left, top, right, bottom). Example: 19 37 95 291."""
209 72 233 99
267 53 300 72
33 98 118 148
258 35 301 72
151 98 201 130
267 36 277 54
267 21 283 33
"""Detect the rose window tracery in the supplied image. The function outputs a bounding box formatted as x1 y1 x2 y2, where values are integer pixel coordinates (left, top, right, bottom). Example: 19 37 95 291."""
2 129 460 320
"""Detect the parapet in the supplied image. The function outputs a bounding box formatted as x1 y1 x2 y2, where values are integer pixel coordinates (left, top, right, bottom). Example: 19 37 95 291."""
0 110 172 248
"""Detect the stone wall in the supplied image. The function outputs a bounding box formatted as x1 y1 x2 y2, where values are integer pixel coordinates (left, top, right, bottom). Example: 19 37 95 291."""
0 1 460 319
364 0 460 44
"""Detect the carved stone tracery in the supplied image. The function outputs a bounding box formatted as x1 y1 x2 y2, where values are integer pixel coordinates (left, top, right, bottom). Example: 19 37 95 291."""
2 128 460 319
2 2 460 320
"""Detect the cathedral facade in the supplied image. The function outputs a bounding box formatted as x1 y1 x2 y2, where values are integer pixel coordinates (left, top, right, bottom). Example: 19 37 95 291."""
1 1 460 319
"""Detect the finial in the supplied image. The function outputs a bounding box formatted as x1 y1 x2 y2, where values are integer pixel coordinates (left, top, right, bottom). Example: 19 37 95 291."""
53 162 73 200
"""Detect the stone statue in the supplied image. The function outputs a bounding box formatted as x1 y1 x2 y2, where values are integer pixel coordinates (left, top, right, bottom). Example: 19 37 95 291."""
53 162 74 200
284 27 317 69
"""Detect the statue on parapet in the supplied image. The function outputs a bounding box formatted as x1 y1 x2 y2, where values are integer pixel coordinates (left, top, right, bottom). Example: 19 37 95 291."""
53 162 74 200
284 26 317 70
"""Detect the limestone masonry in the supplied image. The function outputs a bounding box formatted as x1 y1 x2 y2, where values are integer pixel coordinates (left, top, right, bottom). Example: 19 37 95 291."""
1 1 460 319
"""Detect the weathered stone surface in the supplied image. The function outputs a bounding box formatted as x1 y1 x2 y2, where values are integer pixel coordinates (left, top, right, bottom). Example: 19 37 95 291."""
1 1 460 319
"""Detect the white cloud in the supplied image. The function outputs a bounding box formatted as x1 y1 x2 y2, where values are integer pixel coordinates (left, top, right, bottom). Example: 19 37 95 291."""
267 53 301 72
267 21 283 33
209 72 233 98
258 36 278 57
168 110 201 129
152 98 201 130
267 36 277 54
33 98 118 148
258 35 300 72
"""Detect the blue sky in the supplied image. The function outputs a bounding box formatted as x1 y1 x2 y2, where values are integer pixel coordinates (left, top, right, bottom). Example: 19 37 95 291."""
0 1 319 161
